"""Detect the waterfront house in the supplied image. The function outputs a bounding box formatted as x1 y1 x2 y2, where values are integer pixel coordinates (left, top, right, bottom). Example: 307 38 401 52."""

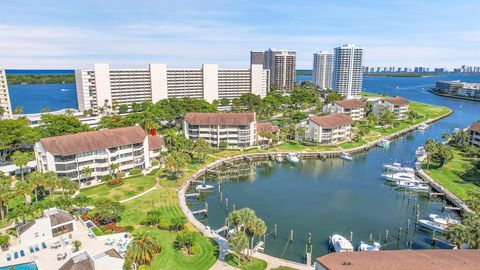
34 126 164 185
183 112 257 148
302 113 353 144
17 208 76 247
256 121 280 146
468 121 480 149
323 99 366 120
314 249 480 270
372 96 409 120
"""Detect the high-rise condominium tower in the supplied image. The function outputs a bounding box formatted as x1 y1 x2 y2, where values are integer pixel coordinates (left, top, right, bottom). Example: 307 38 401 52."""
263 49 296 91
332 44 364 98
313 51 333 90
0 70 12 118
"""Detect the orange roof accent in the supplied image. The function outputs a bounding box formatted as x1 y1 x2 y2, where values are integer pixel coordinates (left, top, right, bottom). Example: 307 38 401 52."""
385 96 409 105
40 126 146 156
334 99 365 109
184 112 255 125
309 113 352 128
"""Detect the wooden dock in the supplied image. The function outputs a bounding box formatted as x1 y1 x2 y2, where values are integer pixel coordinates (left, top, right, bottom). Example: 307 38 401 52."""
192 209 208 216
214 226 229 234
186 193 200 198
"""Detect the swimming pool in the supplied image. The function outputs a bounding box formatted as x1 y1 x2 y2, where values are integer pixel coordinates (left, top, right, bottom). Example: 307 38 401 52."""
0 262 38 270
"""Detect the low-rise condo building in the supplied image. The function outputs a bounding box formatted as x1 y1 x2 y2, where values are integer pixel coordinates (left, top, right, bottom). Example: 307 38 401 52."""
435 80 480 98
373 96 409 120
302 113 353 144
75 54 269 113
323 99 365 120
256 121 280 146
17 208 76 247
34 126 164 185
0 70 12 118
183 112 256 148
468 121 480 149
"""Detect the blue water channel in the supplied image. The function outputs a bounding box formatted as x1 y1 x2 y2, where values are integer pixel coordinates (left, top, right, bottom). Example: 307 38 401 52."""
189 73 480 262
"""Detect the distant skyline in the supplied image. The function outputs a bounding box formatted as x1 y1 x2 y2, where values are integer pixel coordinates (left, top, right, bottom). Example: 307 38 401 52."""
0 0 479 69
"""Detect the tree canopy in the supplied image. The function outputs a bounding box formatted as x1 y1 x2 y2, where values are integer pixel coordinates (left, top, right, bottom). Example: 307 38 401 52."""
38 114 91 137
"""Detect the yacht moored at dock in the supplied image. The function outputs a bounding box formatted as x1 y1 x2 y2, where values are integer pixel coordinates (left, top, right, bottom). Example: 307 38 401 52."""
339 152 353 161
418 219 447 233
396 181 430 192
377 138 391 148
382 162 415 173
329 234 354 252
275 155 284 162
286 153 300 163
382 172 417 182
415 146 425 156
428 214 461 226
358 241 381 251
195 184 214 192
418 123 429 130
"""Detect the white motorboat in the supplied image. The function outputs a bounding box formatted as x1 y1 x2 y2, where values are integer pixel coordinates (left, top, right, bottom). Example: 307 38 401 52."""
195 184 214 192
377 138 390 148
415 146 425 156
428 214 461 226
418 123 429 130
286 153 300 163
382 162 415 173
418 219 446 233
396 181 430 192
339 152 353 161
358 241 381 251
275 155 284 162
382 172 417 182
330 234 354 252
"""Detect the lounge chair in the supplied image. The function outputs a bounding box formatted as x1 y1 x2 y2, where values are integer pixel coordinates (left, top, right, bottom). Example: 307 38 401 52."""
41 242 47 249
6 254 11 261
20 250 25 257
13 252 18 259
34 244 40 251
29 246 34 253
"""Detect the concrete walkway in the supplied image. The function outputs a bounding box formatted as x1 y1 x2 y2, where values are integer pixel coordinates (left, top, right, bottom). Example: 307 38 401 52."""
119 187 158 203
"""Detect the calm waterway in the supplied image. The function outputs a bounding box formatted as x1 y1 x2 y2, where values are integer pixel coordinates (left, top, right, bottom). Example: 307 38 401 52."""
189 73 480 262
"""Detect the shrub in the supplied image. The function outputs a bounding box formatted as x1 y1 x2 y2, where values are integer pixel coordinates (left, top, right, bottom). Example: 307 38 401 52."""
169 216 187 231
101 175 113 182
129 168 142 176
91 227 105 236
173 230 196 251
124 225 134 233
0 235 9 249
140 210 163 226
6 229 17 237
115 171 125 179
103 222 125 234
151 159 159 166
107 178 124 187
189 244 200 255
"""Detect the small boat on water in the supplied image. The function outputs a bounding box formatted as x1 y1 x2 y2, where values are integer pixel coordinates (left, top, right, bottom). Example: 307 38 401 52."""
396 181 430 192
330 234 354 252
358 241 381 251
428 214 461 226
195 184 214 192
418 219 446 233
339 152 353 161
286 153 299 163
382 172 417 182
415 146 425 156
377 138 390 148
418 123 429 130
383 162 415 173
275 155 284 162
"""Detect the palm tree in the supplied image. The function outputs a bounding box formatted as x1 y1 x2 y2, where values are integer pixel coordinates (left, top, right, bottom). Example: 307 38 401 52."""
57 177 71 197
248 218 266 260
10 151 33 181
126 233 161 266
0 179 14 221
43 171 59 196
65 109 74 117
26 172 45 203
109 163 119 177
228 230 248 263
79 166 93 185
15 180 34 204
424 139 437 170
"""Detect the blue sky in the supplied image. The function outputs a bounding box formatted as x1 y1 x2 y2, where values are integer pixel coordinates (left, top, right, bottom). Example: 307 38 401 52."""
0 0 479 69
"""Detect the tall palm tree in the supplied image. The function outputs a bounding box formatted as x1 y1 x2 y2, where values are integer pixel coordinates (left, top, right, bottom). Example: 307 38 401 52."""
15 180 34 204
0 179 14 221
248 218 266 260
126 233 161 266
424 139 437 170
109 163 119 177
57 177 71 197
43 171 59 196
10 151 33 181
228 230 248 263
26 172 45 203
79 166 93 185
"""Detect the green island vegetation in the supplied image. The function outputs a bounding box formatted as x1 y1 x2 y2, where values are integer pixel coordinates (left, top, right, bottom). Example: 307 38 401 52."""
6 74 75 85
0 82 459 269
365 72 437 77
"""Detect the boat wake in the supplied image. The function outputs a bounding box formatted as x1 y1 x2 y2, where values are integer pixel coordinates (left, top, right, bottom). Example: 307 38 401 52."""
60 88 74 92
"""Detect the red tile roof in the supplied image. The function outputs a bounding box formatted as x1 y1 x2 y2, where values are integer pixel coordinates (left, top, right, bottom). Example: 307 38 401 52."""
148 135 165 150
469 122 480 133
316 249 480 270
309 113 352 128
257 122 279 133
40 126 146 156
385 96 409 106
184 112 255 125
334 99 365 109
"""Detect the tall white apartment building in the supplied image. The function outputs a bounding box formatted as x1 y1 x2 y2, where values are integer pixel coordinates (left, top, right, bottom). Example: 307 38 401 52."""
262 49 296 91
0 70 12 118
313 52 333 90
76 59 269 112
332 44 364 99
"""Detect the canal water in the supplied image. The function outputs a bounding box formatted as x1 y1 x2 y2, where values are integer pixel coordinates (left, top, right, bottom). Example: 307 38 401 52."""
189 73 480 262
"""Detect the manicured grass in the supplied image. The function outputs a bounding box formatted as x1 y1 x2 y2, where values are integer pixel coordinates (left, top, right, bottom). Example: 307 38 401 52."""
138 229 219 270
339 139 368 149
423 147 480 200
80 175 156 202
225 253 267 270
118 189 183 229
409 101 451 119
271 267 298 270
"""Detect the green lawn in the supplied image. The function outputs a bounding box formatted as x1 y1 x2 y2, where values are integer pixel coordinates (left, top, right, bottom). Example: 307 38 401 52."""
80 175 156 201
409 101 451 119
423 147 480 200
271 267 298 270
118 188 183 229
339 139 368 149
225 253 267 270
138 229 219 270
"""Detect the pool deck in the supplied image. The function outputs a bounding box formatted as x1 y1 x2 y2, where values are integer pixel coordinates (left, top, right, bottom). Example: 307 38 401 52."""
0 220 128 270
